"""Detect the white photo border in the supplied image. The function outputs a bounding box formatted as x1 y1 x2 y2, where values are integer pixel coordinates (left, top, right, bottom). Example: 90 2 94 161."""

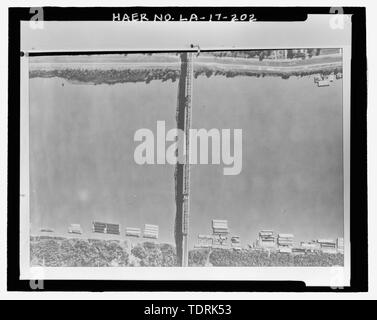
19 17 351 287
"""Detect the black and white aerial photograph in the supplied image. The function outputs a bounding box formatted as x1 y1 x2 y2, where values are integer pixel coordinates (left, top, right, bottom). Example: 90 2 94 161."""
19 18 351 281
27 48 345 269
0 0 373 303
9 5 369 294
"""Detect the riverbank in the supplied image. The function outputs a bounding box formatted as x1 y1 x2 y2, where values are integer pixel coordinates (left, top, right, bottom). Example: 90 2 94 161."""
30 235 344 267
29 53 342 84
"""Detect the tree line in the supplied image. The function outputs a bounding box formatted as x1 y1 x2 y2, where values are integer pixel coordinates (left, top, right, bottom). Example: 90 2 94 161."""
30 64 342 85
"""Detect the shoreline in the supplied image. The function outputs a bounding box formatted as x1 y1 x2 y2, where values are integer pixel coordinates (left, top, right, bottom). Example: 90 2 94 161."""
30 235 344 267
29 54 342 84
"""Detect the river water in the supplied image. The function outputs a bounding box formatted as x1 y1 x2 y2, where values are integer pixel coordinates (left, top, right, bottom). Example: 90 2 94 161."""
29 73 343 247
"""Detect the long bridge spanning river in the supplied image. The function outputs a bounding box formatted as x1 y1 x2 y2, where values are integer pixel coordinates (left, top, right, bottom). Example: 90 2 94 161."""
175 52 194 267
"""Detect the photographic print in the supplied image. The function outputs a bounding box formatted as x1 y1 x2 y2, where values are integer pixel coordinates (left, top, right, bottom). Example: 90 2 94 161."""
19 17 352 285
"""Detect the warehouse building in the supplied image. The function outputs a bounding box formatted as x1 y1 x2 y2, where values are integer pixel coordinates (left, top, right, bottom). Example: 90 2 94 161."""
316 239 337 254
68 223 82 235
277 233 294 248
257 230 277 248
